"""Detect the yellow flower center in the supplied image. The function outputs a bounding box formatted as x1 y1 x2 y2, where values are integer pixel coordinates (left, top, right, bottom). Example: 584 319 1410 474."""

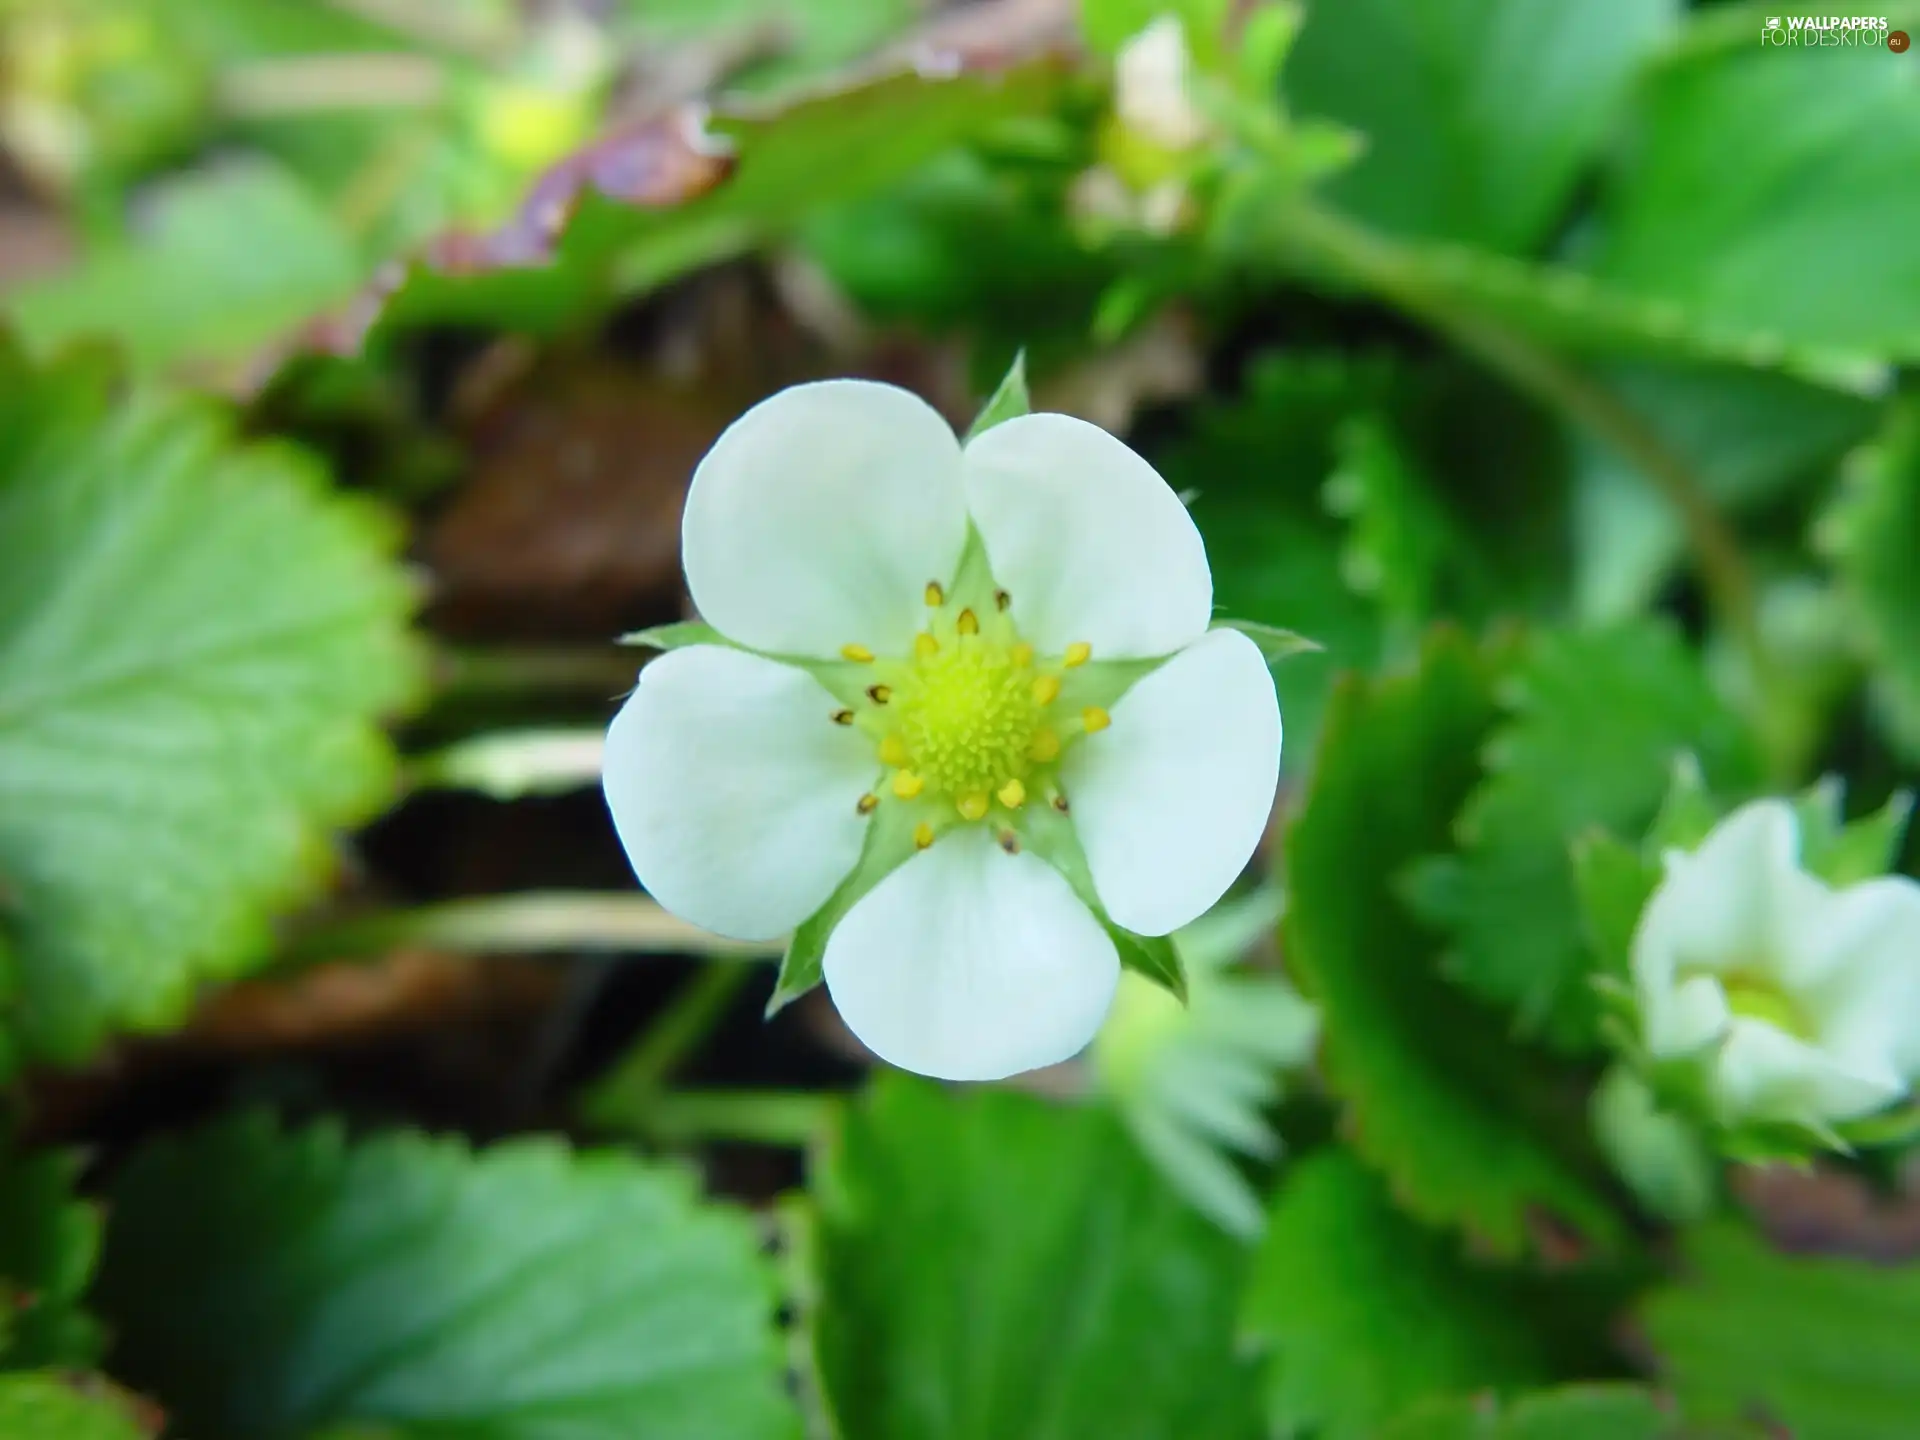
895 640 1039 799
1717 969 1816 1042
836 582 1110 836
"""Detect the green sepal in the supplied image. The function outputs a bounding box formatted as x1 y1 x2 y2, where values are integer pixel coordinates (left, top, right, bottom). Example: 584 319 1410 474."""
1208 618 1324 667
1835 1101 1920 1150
1793 777 1915 887
1643 753 1724 854
965 351 1031 441
617 620 729 652
1019 799 1187 1004
768 797 919 1017
1590 1064 1717 1225
1569 827 1658 987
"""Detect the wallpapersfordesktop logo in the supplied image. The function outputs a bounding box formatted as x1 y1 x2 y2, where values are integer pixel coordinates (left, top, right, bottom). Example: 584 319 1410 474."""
1761 15 1909 48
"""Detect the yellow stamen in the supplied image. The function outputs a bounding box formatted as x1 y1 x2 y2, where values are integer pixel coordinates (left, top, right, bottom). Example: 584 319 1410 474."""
925 581 945 607
841 644 874 663
1051 792 1070 813
892 770 925 800
914 632 940 660
998 829 1021 854
957 791 990 822
997 778 1026 809
1063 641 1092 668
856 793 879 815
879 734 911 768
867 684 892 705
1081 705 1111 733
914 821 935 850
957 608 979 635
1032 674 1061 706
995 589 1011 611
831 709 854 725
1012 643 1034 668
1027 727 1060 763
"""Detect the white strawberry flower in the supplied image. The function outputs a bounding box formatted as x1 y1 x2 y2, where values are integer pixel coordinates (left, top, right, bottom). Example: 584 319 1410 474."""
1634 798 1920 1132
602 379 1282 1082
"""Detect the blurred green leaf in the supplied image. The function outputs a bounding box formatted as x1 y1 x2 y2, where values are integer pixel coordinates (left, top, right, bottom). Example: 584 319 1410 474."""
5 161 361 377
1284 0 1675 252
1377 1384 1689 1440
1406 622 1757 1052
1820 402 1920 763
366 62 1064 344
0 343 420 1065
615 0 916 91
0 1374 152 1440
1573 362 1875 621
1283 629 1624 1257
1593 46 1920 363
0 1145 103 1371
96 1114 799 1440
814 1075 1264 1440
1154 353 1395 772
1642 1222 1920 1440
1793 778 1915 887
1241 1152 1617 1440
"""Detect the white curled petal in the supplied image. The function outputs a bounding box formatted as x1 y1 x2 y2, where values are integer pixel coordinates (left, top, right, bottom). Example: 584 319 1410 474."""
961 412 1210 659
602 646 876 941
682 380 968 659
1643 973 1731 1060
1632 799 1802 991
1061 628 1281 937
1803 877 1920 1078
822 827 1120 1081
1712 1019 1904 1126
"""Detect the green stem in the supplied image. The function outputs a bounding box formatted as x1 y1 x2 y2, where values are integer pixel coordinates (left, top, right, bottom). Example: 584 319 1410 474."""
434 645 639 702
407 727 605 800
285 893 780 967
640 1090 839 1148
1269 199 1771 688
579 965 754 1128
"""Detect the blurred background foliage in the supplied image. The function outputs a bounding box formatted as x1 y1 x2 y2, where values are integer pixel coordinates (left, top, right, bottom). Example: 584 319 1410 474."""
0 0 1918 1435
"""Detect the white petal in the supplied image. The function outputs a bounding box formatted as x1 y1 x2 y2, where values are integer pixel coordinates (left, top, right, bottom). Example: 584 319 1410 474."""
1802 876 1920 1078
961 412 1210 659
1643 973 1730 1060
1632 799 1803 993
602 646 876 941
822 827 1119 1081
1712 1019 1904 1126
681 380 968 659
1060 628 1281 937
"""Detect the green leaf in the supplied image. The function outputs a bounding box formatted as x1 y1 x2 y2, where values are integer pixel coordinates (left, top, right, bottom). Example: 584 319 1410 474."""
0 1145 103 1371
617 620 729 652
95 1114 799 1440
0 1374 152 1440
1406 622 1757 1052
0 345 421 1065
1378 1384 1687 1440
1241 1153 1618 1440
1820 402 1920 762
1284 629 1624 1257
1284 0 1675 252
964 350 1031 440
1642 1221 1920 1440
5 162 362 379
363 63 1063 344
1592 45 1920 364
814 1075 1264 1440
